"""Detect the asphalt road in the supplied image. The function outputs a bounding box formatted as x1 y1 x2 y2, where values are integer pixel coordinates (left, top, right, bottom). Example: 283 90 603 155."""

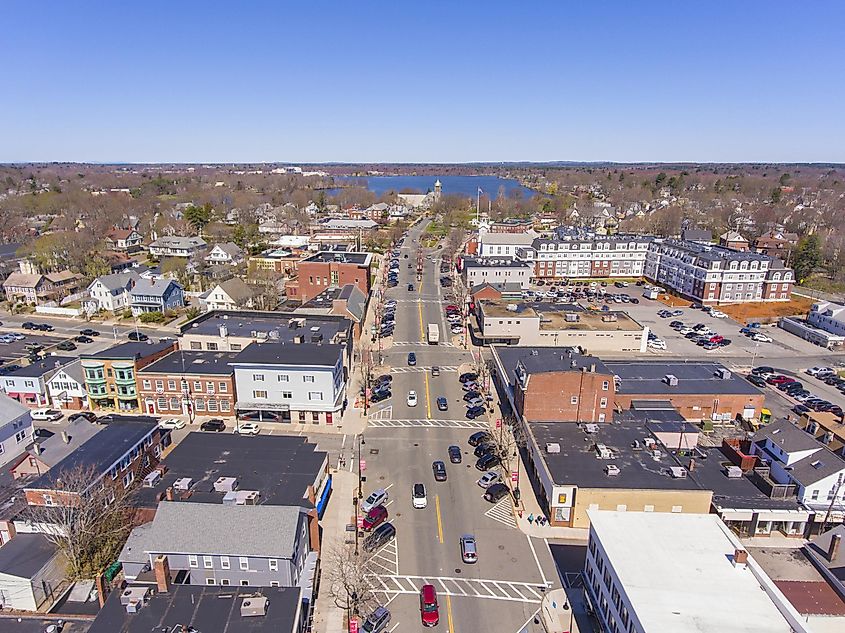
357 221 556 633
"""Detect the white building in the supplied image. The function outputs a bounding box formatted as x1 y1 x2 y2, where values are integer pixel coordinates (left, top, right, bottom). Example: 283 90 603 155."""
148 236 207 258
200 278 255 312
46 360 88 410
807 301 845 336
477 231 538 258
231 342 346 425
585 510 811 633
85 271 138 313
462 258 532 290
204 242 244 265
0 393 33 468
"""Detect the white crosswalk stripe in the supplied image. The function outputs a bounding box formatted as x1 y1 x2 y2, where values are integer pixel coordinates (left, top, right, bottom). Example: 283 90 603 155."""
369 406 393 421
388 366 458 374
484 498 518 528
368 418 489 429
370 574 549 604
391 341 457 348
366 538 399 576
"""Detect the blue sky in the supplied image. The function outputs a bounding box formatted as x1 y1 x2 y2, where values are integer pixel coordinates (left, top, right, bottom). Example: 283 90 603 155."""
1 1 843 163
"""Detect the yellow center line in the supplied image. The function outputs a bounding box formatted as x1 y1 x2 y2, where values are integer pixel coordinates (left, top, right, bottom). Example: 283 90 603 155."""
435 494 444 544
446 594 455 633
424 370 432 419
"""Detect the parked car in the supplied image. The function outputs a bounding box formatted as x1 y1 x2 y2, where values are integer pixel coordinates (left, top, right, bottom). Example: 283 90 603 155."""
463 391 482 402
474 443 496 458
476 453 501 471
432 460 447 481
419 585 440 627
483 482 510 502
128 331 149 341
67 411 97 424
437 397 448 411
746 375 767 387
201 418 226 432
363 523 396 553
371 390 391 403
468 431 491 446
362 505 388 531
413 483 428 509
75 335 93 343
31 408 63 422
459 372 478 383
477 471 500 488
466 405 486 419
362 488 389 514
235 422 260 435
159 418 186 430
361 606 392 633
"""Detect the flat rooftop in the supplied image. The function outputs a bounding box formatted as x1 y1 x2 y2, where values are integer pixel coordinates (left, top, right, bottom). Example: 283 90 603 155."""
529 421 702 490
82 339 176 360
88 585 300 633
135 432 326 508
179 310 351 344
493 345 612 383
301 251 371 265
5 356 76 378
463 257 530 269
139 350 238 375
606 360 763 396
588 511 800 633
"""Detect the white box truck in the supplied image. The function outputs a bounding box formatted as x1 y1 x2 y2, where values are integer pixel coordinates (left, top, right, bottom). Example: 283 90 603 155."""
427 324 439 345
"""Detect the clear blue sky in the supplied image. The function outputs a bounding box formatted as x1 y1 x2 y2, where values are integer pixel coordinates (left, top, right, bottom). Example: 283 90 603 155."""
2 1 843 163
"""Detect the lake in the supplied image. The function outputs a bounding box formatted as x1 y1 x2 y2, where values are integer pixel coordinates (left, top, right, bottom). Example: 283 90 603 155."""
328 175 535 198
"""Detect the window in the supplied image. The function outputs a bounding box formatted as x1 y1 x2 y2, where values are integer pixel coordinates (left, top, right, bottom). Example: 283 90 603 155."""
303 375 315 383
221 400 231 412
157 397 167 410
269 559 278 571
308 391 323 401
193 381 202 392
253 390 268 399
207 399 218 412
206 381 215 393
206 578 215 585
220 578 230 586
219 382 228 392
195 398 206 411
270 581 280 587
190 341 202 350
155 380 164 390
142 379 151 390
644 505 655 512
203 556 213 569
220 556 230 569
671 505 683 513
239 557 249 570
206 342 218 351
170 397 180 410
312 411 320 422
253 374 265 382
602 381 609 391
123 471 135 488
189 555 198 568
278 374 290 382
240 580 250 586
600 398 608 408
570 396 578 405
168 380 176 390
282 391 292 399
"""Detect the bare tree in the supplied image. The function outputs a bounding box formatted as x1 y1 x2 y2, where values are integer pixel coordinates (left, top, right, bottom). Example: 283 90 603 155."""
323 543 379 624
20 464 137 580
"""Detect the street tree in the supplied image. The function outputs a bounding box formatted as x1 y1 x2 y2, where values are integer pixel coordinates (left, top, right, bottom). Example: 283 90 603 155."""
323 543 378 625
793 234 822 283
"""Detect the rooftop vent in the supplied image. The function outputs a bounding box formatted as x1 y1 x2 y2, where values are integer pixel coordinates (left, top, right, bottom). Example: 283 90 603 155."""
669 467 688 479
663 374 679 386
715 367 732 380
545 443 561 454
241 596 268 617
142 471 162 488
604 464 620 476
214 477 238 493
173 477 193 491
584 423 599 434
725 465 743 478
595 444 614 460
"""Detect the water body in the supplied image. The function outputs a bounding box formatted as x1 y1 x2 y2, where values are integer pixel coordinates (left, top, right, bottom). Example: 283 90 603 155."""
328 175 535 198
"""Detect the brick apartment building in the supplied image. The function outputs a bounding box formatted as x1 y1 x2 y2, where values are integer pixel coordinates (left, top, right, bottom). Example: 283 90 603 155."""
288 251 372 303
137 350 238 418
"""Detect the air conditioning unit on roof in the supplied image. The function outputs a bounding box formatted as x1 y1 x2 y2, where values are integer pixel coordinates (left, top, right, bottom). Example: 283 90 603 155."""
545 443 561 454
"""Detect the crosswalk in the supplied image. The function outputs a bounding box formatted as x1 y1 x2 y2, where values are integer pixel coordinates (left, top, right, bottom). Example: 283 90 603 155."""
388 365 459 374
391 341 457 348
371 575 550 604
484 498 518 528
369 406 393 421
368 418 489 429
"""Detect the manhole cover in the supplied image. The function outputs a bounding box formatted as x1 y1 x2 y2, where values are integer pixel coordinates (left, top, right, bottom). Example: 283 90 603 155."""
414 443 419 447
370 448 380 455
396 512 402 518
498 545 505 551
455 568 462 574
379 476 386 480
511 557 518 563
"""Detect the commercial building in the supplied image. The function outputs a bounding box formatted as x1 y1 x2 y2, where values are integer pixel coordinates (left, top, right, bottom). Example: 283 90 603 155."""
295 284 367 340
521 233 650 280
249 247 304 276
474 300 647 352
81 339 177 412
179 310 352 358
606 360 765 422
491 346 615 424
779 314 845 350
525 418 712 527
290 251 372 303
584 511 810 633
0 394 33 468
461 257 532 290
231 342 346 425
137 350 238 417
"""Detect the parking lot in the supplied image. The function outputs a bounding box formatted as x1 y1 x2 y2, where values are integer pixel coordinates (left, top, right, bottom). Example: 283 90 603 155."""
0 332 65 362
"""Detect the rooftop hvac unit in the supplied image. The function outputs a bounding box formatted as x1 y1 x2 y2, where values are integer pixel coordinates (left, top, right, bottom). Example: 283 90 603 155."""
173 477 193 491
268 330 280 340
651 449 662 460
669 467 688 479
241 596 269 617
643 438 656 449
143 470 162 488
604 464 620 476
545 443 561 454
663 374 679 386
125 599 142 613
726 465 743 479
595 444 613 460
214 477 238 493
506 303 518 312
223 490 261 506
120 586 150 606
715 367 732 380
565 313 579 322
584 424 600 434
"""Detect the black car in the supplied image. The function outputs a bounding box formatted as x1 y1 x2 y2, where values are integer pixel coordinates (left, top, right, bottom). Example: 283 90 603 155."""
468 431 491 446
75 335 93 343
200 418 226 432
448 445 462 464
36 323 54 331
128 331 149 342
466 405 486 419
463 391 482 402
780 381 804 392
746 375 767 387
363 522 396 553
474 443 496 458
483 483 510 503
374 374 393 386
407 352 416 366
476 453 501 471
371 390 391 403
459 372 478 384
432 461 447 481
751 366 775 376
407 284 414 291
22 322 36 330
69 411 98 424
56 340 77 351
80 328 100 336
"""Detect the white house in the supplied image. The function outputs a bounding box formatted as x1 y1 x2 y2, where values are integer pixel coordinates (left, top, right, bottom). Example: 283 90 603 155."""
149 236 207 258
0 358 77 410
0 534 65 611
46 360 88 411
200 278 255 312
85 271 138 313
204 242 244 265
750 419 845 511
0 393 33 468
477 231 538 258
231 342 346 425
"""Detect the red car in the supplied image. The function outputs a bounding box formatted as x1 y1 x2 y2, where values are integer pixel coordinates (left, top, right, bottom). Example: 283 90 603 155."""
419 584 439 627
362 505 388 531
767 375 794 386
709 335 724 343
445 305 459 312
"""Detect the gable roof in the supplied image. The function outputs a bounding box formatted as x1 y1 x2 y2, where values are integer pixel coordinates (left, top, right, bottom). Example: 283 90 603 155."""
3 272 44 288
215 277 255 304
131 277 180 298
0 534 58 578
27 418 102 468
337 283 366 322
90 270 138 292
0 393 30 425
210 242 243 257
149 236 206 249
750 418 822 453
106 228 138 241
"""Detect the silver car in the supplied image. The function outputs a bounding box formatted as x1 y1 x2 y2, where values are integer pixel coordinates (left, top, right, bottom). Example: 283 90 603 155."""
460 534 478 563
361 488 388 514
476 471 500 489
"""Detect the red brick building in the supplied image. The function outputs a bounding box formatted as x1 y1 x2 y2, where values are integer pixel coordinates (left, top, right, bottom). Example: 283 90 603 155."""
294 251 373 303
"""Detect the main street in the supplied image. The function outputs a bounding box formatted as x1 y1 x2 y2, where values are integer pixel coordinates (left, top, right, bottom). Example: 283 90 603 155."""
355 219 558 633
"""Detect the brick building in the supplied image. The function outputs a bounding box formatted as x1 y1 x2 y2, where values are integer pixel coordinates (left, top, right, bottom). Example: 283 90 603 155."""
291 251 372 303
137 350 238 418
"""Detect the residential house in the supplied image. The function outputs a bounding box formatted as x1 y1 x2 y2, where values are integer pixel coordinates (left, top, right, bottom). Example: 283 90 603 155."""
753 229 799 263
105 227 144 252
81 339 177 412
204 242 244 266
45 360 88 410
200 278 256 312
138 351 237 417
23 415 168 506
231 342 346 425
148 236 207 258
10 417 101 480
0 534 65 611
0 357 77 409
2 267 82 306
291 251 372 303
84 270 138 313
718 230 750 251
129 278 184 316
0 394 33 468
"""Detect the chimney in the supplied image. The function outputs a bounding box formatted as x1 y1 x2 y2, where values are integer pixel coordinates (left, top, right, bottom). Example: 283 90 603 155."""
829 533 842 562
733 548 748 568
688 458 696 472
590 364 596 373
32 442 42 455
154 555 171 593
165 486 174 501
61 431 69 444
